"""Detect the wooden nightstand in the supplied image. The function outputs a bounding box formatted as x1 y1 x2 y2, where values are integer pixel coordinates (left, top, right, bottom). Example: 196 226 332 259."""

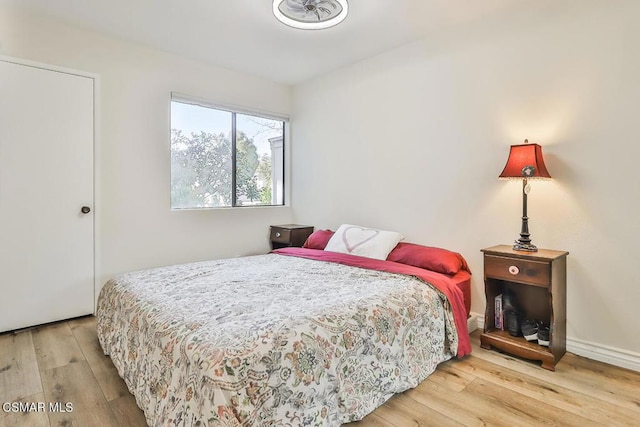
480 245 569 371
270 224 314 249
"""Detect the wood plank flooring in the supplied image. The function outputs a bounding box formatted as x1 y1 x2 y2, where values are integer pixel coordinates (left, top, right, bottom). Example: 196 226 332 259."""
1 316 638 426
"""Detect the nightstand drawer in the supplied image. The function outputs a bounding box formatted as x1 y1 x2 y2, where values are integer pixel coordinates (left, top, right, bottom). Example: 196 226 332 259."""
484 255 550 287
270 227 292 244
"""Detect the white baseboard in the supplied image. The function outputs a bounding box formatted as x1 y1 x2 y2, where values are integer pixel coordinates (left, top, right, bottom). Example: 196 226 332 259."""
470 311 484 331
467 313 479 333
471 315 640 372
567 337 640 373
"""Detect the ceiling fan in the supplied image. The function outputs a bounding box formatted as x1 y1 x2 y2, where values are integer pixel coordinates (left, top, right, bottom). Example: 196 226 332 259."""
272 0 349 30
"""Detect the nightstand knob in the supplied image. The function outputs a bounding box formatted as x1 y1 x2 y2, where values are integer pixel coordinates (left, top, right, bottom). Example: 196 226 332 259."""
508 265 520 275
275 232 281 238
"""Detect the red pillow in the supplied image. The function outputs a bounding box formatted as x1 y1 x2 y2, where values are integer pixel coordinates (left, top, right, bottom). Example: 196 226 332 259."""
302 229 334 250
386 242 470 275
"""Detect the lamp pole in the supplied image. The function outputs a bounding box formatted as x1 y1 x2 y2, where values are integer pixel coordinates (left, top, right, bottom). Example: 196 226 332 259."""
515 177 537 251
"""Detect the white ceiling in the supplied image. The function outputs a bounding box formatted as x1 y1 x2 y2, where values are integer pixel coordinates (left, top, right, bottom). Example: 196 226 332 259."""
4 0 530 85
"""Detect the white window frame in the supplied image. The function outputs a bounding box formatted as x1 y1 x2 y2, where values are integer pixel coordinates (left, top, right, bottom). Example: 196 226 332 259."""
170 92 290 209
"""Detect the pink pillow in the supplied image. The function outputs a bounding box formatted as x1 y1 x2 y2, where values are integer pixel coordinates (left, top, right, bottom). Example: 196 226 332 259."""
386 242 470 275
302 230 334 250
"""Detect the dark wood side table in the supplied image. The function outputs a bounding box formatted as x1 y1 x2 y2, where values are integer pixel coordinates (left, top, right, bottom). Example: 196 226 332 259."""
480 245 569 371
270 224 314 249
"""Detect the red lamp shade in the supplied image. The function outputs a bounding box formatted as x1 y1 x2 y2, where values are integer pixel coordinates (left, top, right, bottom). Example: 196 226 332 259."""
499 143 551 179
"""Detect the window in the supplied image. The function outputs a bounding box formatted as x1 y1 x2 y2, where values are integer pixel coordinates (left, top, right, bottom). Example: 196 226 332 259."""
170 96 286 208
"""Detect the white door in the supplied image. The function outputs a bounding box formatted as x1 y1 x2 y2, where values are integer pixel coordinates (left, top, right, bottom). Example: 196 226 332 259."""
0 59 94 332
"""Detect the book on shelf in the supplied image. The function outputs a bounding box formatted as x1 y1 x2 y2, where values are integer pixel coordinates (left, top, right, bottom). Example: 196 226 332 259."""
495 293 503 330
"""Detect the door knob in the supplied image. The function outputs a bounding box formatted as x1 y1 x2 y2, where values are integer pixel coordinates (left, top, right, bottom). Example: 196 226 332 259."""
81 206 91 214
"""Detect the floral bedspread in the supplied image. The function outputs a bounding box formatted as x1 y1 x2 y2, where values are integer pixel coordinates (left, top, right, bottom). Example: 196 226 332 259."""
96 253 459 426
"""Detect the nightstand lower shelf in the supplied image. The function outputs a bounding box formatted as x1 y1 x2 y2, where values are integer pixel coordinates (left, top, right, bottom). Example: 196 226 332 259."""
480 329 557 370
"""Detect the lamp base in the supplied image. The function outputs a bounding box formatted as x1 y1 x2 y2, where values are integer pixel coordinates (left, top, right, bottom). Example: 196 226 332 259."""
513 241 538 252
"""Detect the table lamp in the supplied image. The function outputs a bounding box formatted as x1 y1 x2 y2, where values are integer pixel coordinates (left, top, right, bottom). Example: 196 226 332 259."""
499 139 551 252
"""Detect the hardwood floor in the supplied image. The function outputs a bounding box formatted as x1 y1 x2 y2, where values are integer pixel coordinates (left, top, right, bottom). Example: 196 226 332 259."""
0 317 145 427
1 316 639 426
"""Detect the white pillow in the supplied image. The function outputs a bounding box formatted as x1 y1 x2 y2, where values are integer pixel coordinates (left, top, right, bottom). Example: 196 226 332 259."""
324 224 404 260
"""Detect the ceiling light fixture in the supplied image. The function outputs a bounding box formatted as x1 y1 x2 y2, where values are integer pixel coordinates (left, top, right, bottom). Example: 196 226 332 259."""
272 0 349 30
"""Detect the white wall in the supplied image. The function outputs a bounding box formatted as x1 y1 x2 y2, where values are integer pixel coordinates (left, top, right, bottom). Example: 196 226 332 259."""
0 7 293 291
291 1 640 355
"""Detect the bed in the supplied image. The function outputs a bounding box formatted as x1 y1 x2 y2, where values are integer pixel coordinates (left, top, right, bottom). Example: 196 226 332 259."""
97 246 471 426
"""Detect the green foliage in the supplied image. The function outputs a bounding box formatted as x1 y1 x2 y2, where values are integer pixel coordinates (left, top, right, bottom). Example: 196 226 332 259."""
257 154 272 204
235 135 260 205
170 129 263 208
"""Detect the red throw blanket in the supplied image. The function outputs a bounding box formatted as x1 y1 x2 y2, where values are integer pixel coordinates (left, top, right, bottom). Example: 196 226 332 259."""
273 247 471 357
